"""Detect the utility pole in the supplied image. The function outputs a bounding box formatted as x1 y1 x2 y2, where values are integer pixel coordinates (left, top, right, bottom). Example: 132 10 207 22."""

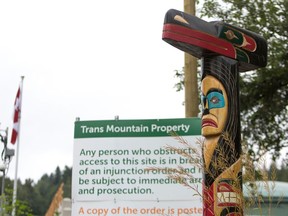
184 0 198 117
0 127 14 215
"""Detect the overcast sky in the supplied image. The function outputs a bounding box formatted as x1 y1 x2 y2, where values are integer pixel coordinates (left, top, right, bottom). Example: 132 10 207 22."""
0 0 196 182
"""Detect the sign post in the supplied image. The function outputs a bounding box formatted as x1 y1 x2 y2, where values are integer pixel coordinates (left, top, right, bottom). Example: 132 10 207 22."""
162 9 267 215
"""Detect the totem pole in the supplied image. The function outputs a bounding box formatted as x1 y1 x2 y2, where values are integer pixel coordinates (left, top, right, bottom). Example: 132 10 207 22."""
162 9 267 216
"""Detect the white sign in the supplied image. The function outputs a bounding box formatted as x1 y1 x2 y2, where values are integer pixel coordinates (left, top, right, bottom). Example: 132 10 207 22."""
72 118 202 216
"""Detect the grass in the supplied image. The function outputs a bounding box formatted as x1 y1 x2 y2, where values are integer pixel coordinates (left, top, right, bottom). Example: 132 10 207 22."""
147 131 283 216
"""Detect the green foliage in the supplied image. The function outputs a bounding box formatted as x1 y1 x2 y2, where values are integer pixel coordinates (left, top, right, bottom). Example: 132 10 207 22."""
0 166 72 215
198 0 288 161
174 68 185 92
268 161 288 182
1 188 33 216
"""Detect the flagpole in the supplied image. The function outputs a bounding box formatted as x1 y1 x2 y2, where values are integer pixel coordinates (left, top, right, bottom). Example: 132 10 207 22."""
12 76 24 216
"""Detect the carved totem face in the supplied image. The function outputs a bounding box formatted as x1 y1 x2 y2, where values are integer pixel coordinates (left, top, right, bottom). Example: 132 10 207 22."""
201 75 228 137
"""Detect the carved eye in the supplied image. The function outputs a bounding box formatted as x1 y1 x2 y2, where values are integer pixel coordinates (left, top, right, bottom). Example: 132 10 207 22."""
210 96 220 104
206 91 225 110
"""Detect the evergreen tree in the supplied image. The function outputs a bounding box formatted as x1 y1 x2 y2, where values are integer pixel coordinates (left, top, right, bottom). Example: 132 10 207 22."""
62 166 72 198
4 166 73 215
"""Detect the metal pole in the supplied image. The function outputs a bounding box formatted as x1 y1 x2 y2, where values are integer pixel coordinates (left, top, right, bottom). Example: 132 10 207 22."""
1 171 5 216
12 76 24 216
1 170 5 196
0 128 8 215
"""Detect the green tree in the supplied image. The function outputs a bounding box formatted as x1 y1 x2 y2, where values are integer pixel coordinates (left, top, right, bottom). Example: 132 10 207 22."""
17 179 39 214
62 166 72 198
33 174 55 215
272 162 288 182
0 166 73 215
53 166 62 185
33 168 62 215
197 0 288 161
0 180 33 216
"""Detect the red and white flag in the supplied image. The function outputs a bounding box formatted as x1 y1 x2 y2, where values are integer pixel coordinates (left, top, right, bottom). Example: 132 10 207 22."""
11 83 22 144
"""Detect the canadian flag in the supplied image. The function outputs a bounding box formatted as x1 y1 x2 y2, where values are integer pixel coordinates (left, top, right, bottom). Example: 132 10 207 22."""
11 85 22 144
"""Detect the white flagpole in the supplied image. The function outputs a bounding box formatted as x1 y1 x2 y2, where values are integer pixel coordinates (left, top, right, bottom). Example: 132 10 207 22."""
12 76 24 216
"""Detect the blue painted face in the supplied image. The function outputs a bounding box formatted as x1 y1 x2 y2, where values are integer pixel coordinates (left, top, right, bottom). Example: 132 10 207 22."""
201 89 225 111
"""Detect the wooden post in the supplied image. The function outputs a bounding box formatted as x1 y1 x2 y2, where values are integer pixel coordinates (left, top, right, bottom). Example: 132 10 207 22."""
184 0 198 117
45 183 64 216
